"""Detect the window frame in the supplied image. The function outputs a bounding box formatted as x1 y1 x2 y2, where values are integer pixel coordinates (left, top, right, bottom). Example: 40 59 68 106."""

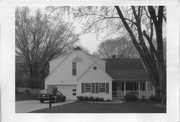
99 83 106 93
84 83 92 92
72 62 77 76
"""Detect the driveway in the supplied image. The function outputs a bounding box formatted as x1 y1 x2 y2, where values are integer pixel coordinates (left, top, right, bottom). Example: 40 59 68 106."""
16 100 74 113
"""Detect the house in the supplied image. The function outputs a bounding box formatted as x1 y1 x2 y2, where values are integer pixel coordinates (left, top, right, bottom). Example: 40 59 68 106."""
45 47 155 100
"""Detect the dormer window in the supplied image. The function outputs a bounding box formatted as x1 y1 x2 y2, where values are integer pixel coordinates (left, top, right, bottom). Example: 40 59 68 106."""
72 62 77 76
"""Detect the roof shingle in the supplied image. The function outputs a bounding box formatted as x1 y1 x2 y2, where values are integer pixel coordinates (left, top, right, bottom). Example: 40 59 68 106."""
105 58 149 80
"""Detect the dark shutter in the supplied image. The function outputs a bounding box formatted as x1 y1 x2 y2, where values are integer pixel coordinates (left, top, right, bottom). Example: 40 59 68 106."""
96 83 98 93
92 83 95 93
106 83 109 93
81 83 84 93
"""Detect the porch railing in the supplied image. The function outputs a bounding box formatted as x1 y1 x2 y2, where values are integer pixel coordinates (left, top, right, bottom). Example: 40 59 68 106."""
112 90 154 98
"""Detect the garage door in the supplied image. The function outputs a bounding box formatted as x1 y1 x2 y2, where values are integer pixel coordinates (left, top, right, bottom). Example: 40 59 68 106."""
56 85 77 100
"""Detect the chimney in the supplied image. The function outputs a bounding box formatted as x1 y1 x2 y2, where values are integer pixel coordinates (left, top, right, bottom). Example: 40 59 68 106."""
112 55 116 59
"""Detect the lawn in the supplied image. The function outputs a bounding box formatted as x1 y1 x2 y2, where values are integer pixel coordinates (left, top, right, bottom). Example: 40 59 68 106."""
30 101 166 113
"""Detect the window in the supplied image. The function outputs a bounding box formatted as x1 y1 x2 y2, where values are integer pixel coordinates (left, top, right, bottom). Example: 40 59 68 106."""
126 82 138 91
121 82 124 91
72 62 76 76
73 93 76 96
82 83 109 93
72 89 76 92
140 82 145 91
85 83 92 92
99 83 105 92
93 66 97 70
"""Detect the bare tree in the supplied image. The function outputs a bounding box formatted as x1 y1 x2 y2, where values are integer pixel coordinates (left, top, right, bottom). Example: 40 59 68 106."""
115 6 166 104
94 36 139 58
15 7 79 88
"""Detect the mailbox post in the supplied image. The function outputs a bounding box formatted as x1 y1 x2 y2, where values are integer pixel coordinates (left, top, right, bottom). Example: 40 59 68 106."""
47 85 54 109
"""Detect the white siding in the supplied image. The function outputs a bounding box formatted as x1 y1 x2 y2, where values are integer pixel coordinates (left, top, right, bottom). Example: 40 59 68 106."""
45 50 93 84
49 54 67 73
78 65 112 100
89 55 106 71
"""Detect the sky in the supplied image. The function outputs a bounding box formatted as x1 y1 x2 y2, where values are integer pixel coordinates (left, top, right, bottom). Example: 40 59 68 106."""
28 6 101 54
79 33 101 54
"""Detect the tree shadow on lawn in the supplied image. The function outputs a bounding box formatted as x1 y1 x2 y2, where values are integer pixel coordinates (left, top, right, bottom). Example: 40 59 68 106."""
30 100 166 113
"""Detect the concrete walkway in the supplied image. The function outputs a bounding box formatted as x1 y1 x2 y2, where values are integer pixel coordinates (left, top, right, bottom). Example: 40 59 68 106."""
16 100 74 113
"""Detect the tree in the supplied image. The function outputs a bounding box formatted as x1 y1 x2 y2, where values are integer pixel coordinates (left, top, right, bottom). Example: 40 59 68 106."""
115 6 166 104
94 36 139 58
15 7 79 88
46 6 166 103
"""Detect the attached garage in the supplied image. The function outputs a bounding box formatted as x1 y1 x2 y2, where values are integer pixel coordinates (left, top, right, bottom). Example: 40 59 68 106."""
56 85 77 100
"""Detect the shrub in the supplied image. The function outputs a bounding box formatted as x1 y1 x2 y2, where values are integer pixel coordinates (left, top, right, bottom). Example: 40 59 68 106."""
77 96 106 102
25 89 30 94
106 99 111 102
89 96 95 101
94 97 100 101
99 97 104 101
149 95 158 102
77 96 84 101
84 96 89 101
125 92 138 101
77 96 80 100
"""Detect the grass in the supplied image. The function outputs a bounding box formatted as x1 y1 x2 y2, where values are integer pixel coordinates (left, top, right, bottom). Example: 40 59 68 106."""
30 100 166 113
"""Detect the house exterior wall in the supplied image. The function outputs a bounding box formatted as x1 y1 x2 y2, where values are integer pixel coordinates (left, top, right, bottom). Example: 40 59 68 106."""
78 65 112 100
49 54 67 73
89 55 106 71
45 50 93 83
45 49 110 100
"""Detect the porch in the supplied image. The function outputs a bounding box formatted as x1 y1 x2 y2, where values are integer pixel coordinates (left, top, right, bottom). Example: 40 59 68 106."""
112 80 155 100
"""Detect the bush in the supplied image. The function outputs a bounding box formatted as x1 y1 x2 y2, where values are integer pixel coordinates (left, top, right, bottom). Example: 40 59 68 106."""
89 96 95 101
77 96 105 102
99 97 104 101
94 97 101 101
84 96 89 101
77 96 84 101
149 95 158 102
106 99 111 102
125 92 138 101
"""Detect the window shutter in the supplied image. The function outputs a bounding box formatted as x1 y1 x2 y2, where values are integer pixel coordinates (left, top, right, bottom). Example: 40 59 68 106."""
106 83 109 93
96 83 98 93
92 83 95 93
81 83 84 93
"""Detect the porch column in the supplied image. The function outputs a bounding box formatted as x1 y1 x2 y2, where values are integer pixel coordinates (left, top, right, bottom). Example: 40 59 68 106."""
138 82 140 99
145 81 148 98
124 82 126 96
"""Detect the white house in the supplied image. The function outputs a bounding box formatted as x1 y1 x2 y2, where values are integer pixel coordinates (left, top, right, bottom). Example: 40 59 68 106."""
45 47 155 100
